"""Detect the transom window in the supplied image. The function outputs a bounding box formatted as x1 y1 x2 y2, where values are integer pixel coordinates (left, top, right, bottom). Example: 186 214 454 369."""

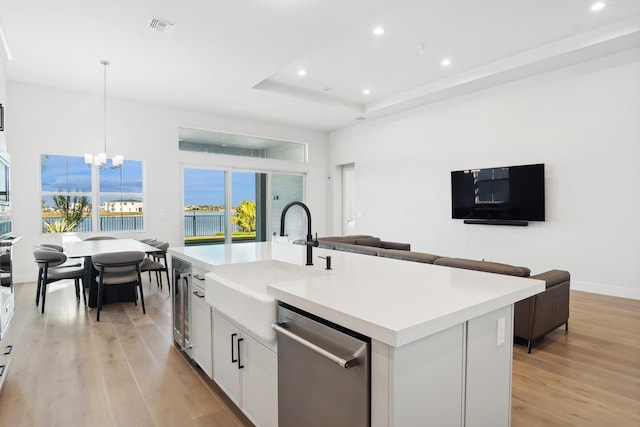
178 127 307 163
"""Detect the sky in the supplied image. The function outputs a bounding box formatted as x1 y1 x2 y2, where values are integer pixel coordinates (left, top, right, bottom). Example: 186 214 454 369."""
183 168 256 206
40 155 256 207
40 155 143 193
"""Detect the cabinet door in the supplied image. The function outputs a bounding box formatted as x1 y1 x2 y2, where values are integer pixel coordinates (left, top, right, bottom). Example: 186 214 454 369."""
240 333 278 427
391 323 464 427
213 313 241 405
0 291 14 340
465 306 513 427
190 288 213 378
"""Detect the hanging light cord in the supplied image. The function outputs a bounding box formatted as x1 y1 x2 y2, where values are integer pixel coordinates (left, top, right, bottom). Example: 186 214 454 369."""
101 59 109 154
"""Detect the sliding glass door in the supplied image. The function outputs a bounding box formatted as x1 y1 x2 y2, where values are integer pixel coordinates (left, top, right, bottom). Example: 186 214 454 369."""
230 170 267 243
184 168 305 245
183 168 226 244
272 173 305 241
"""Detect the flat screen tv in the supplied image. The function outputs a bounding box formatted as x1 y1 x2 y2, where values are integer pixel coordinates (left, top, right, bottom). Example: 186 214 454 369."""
451 163 545 224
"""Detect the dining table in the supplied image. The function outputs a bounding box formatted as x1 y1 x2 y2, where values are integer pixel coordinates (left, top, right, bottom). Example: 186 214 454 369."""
63 238 160 308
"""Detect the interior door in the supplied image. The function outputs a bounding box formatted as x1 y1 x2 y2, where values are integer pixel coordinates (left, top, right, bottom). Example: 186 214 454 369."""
342 164 356 235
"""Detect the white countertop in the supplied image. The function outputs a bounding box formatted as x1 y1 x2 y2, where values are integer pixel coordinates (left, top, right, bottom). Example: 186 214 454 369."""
169 242 544 348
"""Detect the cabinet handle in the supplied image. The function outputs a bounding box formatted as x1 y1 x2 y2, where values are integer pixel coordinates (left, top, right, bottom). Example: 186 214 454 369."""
0 364 5 377
272 323 359 369
192 290 205 299
231 333 238 363
237 338 244 369
3 345 11 355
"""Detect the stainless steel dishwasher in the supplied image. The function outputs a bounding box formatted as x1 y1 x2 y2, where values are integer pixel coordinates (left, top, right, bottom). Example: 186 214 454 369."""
274 303 370 427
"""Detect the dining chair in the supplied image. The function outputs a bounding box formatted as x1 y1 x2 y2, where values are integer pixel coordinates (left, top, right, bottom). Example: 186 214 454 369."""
92 251 146 321
33 247 86 313
34 243 83 267
141 240 170 290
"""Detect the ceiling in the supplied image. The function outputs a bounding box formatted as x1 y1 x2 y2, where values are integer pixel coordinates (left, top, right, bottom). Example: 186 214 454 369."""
1 0 639 132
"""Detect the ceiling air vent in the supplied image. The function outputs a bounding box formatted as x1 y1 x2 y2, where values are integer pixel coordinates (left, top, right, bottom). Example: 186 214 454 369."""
148 18 176 34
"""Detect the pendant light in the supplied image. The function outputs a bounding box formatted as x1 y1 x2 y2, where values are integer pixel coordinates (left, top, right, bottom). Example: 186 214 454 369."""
85 60 123 167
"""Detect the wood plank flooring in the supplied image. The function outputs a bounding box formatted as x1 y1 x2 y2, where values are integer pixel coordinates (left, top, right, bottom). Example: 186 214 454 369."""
0 277 249 427
1 279 638 426
511 291 640 426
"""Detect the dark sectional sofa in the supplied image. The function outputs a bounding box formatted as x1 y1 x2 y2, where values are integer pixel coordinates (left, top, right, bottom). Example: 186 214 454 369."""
314 234 570 353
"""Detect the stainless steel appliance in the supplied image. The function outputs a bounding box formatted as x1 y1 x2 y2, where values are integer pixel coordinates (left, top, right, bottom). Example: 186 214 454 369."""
172 256 192 353
274 303 370 427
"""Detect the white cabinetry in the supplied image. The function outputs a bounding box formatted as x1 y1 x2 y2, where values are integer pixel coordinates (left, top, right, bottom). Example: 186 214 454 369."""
372 324 465 427
0 289 13 394
190 272 212 378
465 305 513 426
0 289 13 341
213 312 277 427
371 306 514 427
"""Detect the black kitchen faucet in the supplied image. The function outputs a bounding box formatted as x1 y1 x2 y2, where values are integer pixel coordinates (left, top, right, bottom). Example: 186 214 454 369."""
279 201 318 266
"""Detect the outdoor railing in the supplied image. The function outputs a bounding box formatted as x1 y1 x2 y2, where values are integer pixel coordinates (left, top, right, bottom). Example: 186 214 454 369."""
42 216 144 233
41 214 239 237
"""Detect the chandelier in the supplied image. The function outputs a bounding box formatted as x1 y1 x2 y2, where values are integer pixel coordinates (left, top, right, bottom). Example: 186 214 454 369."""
84 60 123 167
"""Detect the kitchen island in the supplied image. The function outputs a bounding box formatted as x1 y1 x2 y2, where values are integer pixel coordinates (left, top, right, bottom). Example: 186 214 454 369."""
169 242 544 427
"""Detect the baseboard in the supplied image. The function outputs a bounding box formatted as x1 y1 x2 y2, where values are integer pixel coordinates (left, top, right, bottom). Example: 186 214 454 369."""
571 279 640 300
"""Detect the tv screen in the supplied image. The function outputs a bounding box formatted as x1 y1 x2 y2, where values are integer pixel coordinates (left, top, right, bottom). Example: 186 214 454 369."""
451 163 545 222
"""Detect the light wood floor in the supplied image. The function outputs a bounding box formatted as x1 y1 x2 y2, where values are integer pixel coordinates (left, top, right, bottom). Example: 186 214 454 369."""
0 277 249 427
511 291 640 426
1 280 638 426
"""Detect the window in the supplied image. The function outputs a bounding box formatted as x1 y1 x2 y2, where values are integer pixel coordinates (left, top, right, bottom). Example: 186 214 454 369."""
40 154 144 233
98 160 144 231
179 127 306 163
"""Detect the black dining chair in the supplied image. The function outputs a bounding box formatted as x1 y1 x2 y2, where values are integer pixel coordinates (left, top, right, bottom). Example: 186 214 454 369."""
33 247 86 313
141 240 170 290
92 251 146 321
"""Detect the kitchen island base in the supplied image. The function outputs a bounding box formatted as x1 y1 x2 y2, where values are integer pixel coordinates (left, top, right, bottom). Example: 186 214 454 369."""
371 306 513 427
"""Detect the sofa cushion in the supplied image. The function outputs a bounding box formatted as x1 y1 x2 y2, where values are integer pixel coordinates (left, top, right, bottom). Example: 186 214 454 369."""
377 249 440 264
433 257 531 277
334 242 380 256
355 237 382 247
381 241 411 251
318 236 357 245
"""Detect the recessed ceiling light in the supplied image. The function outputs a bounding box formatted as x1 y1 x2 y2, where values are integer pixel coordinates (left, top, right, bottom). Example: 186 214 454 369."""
297 69 307 77
363 89 371 95
441 58 452 67
591 2 606 11
373 27 384 36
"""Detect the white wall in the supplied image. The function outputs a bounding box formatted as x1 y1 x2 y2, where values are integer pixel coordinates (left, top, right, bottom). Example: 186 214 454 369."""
329 49 640 299
0 45 6 152
7 81 329 283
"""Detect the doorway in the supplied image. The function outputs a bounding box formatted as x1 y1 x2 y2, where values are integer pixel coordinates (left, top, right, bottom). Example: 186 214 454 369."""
342 164 356 236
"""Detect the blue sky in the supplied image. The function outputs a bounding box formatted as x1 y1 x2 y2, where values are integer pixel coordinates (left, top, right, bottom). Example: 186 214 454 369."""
40 156 255 207
183 168 255 206
40 155 143 194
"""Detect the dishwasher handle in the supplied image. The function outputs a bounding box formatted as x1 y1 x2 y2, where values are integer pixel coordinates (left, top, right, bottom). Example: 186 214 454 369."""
272 323 358 369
